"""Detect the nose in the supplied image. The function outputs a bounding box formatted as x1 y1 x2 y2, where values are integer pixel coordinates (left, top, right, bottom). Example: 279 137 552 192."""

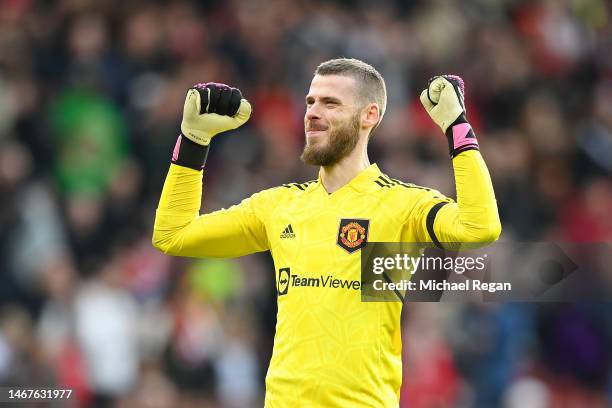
305 103 322 121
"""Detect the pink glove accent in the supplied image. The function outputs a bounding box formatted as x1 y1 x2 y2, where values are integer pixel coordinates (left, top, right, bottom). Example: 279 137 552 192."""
452 123 478 150
172 135 182 161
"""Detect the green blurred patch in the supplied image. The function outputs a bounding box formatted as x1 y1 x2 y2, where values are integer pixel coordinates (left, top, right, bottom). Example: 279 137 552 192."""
49 89 127 197
185 258 243 302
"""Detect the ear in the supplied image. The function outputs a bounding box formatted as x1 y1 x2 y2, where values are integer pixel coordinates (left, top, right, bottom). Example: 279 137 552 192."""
361 103 381 131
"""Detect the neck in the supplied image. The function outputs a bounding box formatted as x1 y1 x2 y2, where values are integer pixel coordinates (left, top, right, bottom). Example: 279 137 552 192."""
320 138 370 193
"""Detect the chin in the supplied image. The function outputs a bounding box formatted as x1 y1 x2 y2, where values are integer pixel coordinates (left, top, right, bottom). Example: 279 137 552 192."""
305 136 326 148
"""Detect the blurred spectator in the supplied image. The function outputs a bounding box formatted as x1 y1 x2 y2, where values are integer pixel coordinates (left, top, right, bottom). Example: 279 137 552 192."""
74 255 139 406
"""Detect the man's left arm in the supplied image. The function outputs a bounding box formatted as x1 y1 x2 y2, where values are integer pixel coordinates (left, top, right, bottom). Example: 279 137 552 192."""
427 149 501 246
419 75 501 246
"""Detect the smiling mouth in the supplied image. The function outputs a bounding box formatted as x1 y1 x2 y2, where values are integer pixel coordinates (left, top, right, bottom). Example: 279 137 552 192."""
306 124 328 133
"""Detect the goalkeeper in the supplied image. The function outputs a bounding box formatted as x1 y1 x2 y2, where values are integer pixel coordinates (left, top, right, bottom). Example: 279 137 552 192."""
153 60 501 407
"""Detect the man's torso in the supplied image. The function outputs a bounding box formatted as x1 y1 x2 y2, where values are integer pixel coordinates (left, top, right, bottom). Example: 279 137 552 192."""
261 165 445 407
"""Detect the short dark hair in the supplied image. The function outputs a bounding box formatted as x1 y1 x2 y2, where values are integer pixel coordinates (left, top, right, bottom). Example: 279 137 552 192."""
315 58 387 134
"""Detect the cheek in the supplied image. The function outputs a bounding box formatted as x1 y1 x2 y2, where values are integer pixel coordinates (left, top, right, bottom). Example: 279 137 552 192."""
329 114 349 131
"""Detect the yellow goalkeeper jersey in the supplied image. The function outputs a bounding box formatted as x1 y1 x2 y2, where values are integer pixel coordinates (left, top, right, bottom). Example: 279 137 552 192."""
153 150 501 407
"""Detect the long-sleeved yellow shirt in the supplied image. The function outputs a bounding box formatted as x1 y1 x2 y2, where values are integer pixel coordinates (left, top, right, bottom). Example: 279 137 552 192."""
153 149 501 407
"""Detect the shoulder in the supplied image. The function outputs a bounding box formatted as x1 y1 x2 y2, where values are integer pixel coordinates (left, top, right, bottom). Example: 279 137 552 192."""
244 180 316 218
249 179 318 204
374 174 453 216
280 180 318 192
374 173 444 196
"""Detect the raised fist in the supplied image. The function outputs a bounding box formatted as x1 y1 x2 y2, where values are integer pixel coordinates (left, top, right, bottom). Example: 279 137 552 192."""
181 82 252 146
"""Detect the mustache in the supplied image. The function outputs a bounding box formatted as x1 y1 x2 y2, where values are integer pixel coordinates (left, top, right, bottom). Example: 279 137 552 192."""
305 121 328 131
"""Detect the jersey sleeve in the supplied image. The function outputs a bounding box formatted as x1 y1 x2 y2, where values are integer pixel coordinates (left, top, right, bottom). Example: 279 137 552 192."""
404 150 501 247
152 164 271 258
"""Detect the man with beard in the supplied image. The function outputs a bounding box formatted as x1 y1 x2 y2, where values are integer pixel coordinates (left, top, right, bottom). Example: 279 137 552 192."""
153 58 501 406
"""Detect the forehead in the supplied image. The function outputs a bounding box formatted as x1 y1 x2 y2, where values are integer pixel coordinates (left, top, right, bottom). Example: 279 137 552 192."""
307 74 358 100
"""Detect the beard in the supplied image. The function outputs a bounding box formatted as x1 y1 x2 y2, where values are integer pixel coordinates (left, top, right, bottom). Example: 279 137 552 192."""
301 112 361 166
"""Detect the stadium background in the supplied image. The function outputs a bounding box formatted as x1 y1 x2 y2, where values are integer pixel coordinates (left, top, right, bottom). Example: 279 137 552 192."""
0 0 611 406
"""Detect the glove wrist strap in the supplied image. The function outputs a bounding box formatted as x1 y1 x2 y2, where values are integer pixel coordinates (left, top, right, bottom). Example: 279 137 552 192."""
171 134 210 170
445 114 479 158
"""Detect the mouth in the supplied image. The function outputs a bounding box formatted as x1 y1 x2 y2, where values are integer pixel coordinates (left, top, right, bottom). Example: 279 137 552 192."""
306 129 327 138
305 124 328 138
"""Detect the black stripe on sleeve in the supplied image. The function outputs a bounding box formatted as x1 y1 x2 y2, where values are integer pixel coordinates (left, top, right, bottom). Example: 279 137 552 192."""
378 175 393 186
426 202 449 249
374 180 387 188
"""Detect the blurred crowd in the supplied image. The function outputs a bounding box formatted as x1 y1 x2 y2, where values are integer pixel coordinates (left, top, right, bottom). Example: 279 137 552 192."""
0 0 611 407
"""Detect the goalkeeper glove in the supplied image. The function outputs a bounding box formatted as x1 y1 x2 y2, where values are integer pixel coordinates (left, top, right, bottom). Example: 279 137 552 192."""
419 75 479 158
172 82 252 170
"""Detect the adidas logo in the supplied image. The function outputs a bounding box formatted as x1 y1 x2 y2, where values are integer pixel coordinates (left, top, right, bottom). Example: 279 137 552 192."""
280 224 295 239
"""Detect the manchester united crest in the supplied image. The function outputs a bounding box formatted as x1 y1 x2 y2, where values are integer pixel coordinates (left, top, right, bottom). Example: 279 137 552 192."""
337 219 370 254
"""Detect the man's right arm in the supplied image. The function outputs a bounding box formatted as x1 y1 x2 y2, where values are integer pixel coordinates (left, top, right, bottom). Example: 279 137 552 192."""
152 82 265 258
152 163 269 258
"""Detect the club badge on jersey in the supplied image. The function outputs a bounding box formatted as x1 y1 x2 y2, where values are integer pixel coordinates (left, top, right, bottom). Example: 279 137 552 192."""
337 219 370 254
